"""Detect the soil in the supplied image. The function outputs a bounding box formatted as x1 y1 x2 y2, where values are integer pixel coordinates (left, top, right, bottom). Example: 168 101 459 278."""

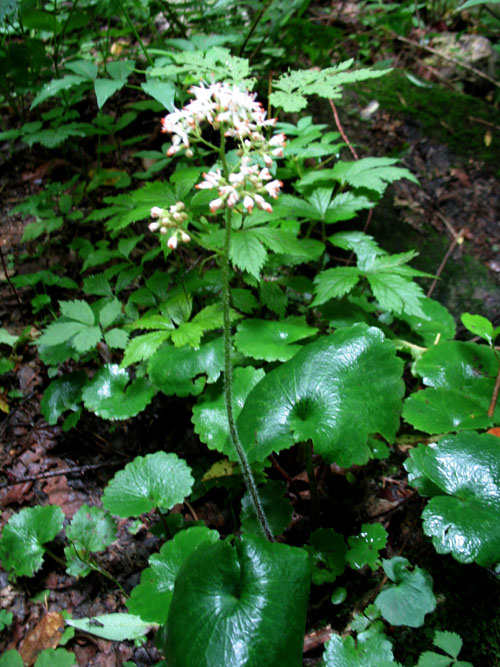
1 15 500 667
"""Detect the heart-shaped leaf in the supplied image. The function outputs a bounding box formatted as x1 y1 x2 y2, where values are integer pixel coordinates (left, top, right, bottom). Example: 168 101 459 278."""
148 338 224 397
346 523 388 571
102 452 194 517
82 364 157 420
237 324 404 466
162 534 310 667
192 367 265 456
0 506 64 577
308 528 347 585
234 319 318 362
323 632 398 666
375 557 436 627
405 432 500 566
127 526 219 624
65 505 117 577
403 388 492 433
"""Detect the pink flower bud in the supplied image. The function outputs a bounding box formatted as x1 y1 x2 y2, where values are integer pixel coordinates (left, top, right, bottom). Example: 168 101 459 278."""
167 235 178 249
243 195 254 212
149 221 161 232
209 197 224 212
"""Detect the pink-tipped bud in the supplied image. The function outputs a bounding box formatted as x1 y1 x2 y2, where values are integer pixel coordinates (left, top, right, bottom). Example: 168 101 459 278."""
209 197 224 213
180 231 191 243
149 221 161 232
243 195 254 212
150 207 163 218
167 235 178 249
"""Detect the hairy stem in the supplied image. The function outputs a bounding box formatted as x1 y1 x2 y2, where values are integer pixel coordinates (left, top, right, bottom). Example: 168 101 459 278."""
221 208 273 542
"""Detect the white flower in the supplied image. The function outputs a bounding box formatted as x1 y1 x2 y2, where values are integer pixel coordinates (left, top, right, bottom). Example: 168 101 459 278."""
264 179 283 199
254 194 273 212
209 197 224 212
149 221 161 232
243 195 255 212
151 206 163 218
196 169 222 190
180 231 191 243
167 235 178 249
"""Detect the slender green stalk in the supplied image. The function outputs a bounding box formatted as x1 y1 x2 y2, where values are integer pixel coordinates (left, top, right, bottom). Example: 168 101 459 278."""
220 207 273 542
117 0 154 69
304 441 319 528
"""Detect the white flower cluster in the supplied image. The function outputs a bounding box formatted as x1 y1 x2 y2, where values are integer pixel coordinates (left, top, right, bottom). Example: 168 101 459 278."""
149 202 190 249
195 156 282 214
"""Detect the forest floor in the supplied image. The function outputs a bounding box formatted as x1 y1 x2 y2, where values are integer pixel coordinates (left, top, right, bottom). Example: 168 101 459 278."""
1 12 500 667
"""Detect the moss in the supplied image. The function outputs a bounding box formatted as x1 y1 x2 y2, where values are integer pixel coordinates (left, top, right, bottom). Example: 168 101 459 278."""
357 69 500 165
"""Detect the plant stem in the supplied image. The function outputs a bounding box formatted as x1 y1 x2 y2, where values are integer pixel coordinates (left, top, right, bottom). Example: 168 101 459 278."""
488 354 500 418
304 441 319 528
220 208 273 542
117 0 154 69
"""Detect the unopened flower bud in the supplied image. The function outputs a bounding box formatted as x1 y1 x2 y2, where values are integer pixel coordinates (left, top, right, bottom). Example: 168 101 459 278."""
149 221 161 232
151 207 163 218
167 235 178 249
180 231 191 243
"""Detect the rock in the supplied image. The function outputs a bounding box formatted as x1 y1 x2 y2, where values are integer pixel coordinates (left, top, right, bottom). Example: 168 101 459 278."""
424 33 496 82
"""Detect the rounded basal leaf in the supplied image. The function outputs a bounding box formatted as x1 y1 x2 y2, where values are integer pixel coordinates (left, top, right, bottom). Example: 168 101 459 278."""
399 297 456 346
148 338 224 397
163 534 311 667
82 364 156 420
240 480 292 536
237 324 404 467
346 523 388 571
192 367 265 457
234 319 318 362
40 371 87 425
102 452 194 517
375 557 436 628
407 432 500 566
322 632 398 667
0 506 64 577
66 505 117 552
403 388 492 434
412 342 499 421
127 526 219 624
308 528 347 585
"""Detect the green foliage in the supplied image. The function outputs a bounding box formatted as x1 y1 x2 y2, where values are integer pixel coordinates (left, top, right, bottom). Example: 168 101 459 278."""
0 609 13 632
374 557 436 627
406 432 500 567
66 614 156 641
102 452 194 517
417 631 473 667
307 528 347 585
0 505 64 578
240 480 293 536
65 505 117 577
162 535 311 667
346 523 388 571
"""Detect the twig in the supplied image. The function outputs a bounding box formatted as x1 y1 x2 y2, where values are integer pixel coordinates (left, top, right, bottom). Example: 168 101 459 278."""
0 244 22 308
469 115 500 132
394 33 500 90
0 460 125 489
427 229 465 298
329 99 359 160
239 0 274 58
488 359 500 418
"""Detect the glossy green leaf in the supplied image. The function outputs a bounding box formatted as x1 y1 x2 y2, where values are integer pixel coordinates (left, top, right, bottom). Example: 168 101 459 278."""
60 299 95 325
94 78 126 108
99 298 122 329
403 388 492 433
103 327 129 349
163 534 310 667
322 631 398 666
66 614 157 641
40 371 87 425
398 297 456 345
65 505 117 576
367 273 425 318
237 324 404 466
235 319 318 362
192 367 265 457
121 331 172 367
127 526 219 623
346 523 388 571
82 364 156 420
461 312 495 344
240 480 292 536
405 432 500 566
148 338 225 397
308 528 347 585
375 557 436 627
312 267 361 306
331 157 418 195
0 506 64 577
102 452 194 517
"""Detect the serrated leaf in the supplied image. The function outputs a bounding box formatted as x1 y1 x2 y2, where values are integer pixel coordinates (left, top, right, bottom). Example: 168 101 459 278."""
40 372 87 425
148 338 224 397
405 432 500 566
121 331 172 367
375 557 436 627
192 366 265 456
66 505 117 553
102 451 194 517
83 274 113 296
237 324 404 467
34 648 77 667
229 229 267 279
0 651 23 667
252 227 324 259
104 328 129 349
171 304 226 348
163 535 310 667
72 325 102 353
323 632 398 666
240 480 292 536
99 298 122 329
66 614 157 641
127 526 219 623
346 523 388 571
331 158 418 195
398 297 456 345
37 322 87 348
433 631 463 659
0 328 18 346
0 506 64 577
82 364 156 420
60 300 95 325
234 319 318 362
367 273 426 317
313 267 361 306
259 281 288 318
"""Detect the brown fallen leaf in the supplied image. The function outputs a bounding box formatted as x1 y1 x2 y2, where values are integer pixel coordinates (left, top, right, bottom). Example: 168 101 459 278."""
19 611 64 666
